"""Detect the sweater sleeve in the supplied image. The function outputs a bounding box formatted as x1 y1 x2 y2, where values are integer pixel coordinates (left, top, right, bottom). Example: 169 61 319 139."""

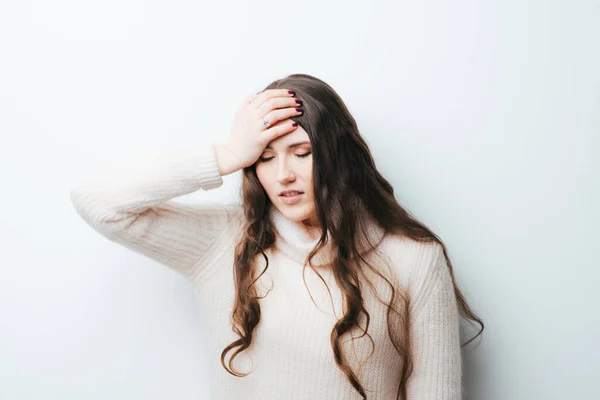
406 244 463 399
69 142 243 281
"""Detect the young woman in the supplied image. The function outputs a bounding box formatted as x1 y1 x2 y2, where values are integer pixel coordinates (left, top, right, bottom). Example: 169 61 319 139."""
70 73 483 400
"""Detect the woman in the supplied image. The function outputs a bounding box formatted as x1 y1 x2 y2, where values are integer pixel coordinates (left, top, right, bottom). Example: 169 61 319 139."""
70 73 483 399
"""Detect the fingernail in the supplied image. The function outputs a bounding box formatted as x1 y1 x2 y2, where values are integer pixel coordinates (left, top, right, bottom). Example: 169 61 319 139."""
295 100 303 105
288 90 296 96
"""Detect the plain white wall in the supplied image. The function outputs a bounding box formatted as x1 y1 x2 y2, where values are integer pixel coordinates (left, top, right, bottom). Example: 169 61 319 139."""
1 0 598 399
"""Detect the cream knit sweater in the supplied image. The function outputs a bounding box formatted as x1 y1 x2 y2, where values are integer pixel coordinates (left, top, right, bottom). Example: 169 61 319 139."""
69 143 462 400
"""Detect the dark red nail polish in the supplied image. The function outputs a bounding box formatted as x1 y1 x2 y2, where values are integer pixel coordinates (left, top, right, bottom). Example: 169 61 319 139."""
288 90 296 96
292 122 298 127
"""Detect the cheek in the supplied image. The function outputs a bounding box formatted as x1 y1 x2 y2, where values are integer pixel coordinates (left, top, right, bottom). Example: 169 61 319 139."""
301 165 314 189
255 167 274 195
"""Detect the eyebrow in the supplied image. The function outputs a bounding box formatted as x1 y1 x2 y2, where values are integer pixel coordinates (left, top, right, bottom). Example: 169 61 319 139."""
265 141 311 150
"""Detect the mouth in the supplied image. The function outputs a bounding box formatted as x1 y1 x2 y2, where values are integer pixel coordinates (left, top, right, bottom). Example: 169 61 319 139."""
279 191 304 204
279 191 304 197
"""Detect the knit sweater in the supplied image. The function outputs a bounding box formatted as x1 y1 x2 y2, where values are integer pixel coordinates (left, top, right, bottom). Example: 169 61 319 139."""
69 143 462 400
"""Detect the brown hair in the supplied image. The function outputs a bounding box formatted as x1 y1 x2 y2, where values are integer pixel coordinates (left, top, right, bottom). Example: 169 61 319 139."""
220 73 484 399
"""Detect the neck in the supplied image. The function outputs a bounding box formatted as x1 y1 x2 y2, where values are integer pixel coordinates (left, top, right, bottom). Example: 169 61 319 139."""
269 206 386 268
302 214 321 240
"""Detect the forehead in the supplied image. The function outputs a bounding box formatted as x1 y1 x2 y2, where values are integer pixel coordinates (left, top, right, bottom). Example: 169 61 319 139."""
265 126 311 150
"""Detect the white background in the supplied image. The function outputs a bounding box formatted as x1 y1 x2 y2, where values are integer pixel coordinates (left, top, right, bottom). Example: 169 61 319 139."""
1 1 598 399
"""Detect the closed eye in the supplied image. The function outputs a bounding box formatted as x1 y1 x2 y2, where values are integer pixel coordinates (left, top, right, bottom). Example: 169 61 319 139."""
259 152 312 162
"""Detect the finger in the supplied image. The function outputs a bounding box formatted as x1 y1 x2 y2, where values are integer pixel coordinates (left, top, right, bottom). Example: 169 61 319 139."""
263 119 298 142
262 106 302 129
250 88 295 109
244 92 258 105
258 96 300 117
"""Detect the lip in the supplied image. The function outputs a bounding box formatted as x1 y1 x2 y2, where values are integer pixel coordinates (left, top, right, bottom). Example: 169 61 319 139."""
279 190 304 196
279 192 304 205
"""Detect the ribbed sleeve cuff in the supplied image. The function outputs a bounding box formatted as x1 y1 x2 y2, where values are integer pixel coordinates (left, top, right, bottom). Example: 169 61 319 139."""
196 143 224 190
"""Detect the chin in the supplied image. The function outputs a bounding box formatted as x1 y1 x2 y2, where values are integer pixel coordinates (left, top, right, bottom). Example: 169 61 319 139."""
276 203 315 223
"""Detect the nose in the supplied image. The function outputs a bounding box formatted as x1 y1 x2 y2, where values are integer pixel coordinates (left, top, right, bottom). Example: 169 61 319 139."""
276 156 296 183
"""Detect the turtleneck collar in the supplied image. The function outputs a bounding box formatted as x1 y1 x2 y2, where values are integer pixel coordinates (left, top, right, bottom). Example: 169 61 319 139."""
268 206 386 267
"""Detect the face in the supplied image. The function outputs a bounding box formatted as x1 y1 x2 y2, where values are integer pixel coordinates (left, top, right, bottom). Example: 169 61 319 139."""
255 126 319 228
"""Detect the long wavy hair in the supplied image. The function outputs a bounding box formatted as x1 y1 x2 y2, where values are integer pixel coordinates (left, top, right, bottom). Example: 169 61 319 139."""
220 73 484 399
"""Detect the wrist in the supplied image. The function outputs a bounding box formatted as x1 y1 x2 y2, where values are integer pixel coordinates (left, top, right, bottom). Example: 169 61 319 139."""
214 144 243 176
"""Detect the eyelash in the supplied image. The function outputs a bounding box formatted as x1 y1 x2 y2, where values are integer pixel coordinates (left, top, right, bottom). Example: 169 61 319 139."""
259 152 312 162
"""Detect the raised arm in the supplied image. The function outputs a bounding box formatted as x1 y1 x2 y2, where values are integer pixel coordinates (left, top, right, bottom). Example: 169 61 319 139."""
70 143 244 282
70 88 303 282
406 244 463 399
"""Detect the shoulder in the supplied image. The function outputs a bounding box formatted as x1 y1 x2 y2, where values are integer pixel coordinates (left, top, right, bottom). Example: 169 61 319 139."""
378 232 443 270
377 232 446 296
206 202 245 238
